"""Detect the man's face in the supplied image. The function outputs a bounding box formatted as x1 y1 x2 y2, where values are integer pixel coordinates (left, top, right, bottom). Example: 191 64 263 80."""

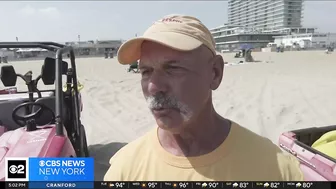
139 42 221 133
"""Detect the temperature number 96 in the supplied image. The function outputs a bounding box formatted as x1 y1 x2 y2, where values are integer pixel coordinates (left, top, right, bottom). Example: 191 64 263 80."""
179 182 188 188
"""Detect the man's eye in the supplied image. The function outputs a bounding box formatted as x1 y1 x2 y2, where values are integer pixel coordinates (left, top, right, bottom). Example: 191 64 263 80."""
167 66 181 70
140 69 150 75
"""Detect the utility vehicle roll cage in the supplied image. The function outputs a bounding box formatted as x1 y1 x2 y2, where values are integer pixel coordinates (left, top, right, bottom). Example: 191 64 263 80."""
0 42 80 137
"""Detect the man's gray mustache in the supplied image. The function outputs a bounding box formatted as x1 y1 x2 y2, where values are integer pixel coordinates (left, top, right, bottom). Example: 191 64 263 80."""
147 93 180 110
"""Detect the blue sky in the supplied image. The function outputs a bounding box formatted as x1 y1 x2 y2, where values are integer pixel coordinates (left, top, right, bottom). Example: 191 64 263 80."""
0 1 334 42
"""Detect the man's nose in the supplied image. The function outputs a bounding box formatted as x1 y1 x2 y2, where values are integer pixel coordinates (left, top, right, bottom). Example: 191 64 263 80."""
147 71 168 95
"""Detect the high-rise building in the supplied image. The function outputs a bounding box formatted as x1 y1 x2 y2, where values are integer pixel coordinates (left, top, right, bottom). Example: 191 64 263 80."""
228 0 303 29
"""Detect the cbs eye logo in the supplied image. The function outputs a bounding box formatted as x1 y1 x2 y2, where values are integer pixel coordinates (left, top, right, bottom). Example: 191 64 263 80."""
7 160 27 179
9 164 25 175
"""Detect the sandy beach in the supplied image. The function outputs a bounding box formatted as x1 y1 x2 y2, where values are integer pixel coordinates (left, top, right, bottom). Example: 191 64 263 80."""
1 50 336 180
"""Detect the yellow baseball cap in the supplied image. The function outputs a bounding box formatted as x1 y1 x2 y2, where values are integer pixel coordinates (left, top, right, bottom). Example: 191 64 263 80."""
117 14 216 65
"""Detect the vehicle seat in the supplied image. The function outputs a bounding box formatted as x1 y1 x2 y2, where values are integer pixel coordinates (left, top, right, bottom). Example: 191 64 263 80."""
0 99 26 131
32 96 68 126
312 130 336 159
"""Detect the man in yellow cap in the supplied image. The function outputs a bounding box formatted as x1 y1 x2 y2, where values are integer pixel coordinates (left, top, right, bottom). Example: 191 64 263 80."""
104 14 304 181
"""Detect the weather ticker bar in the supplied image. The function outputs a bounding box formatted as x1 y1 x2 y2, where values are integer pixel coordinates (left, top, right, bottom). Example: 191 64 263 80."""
97 182 332 189
2 181 334 189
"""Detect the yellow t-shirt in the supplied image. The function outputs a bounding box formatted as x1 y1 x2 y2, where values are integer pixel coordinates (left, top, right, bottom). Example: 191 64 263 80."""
104 122 304 181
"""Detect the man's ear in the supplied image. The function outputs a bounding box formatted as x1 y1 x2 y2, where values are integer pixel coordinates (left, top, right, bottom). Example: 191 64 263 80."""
210 55 224 90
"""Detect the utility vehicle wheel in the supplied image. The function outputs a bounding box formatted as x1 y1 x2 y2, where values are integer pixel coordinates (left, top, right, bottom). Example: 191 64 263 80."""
78 124 89 157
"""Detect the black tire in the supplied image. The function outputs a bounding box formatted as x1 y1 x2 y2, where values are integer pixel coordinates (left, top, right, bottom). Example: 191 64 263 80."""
78 124 90 157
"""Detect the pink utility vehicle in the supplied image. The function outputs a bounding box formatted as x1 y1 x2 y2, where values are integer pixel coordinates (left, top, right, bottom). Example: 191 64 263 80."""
0 42 89 181
0 87 17 94
279 125 336 181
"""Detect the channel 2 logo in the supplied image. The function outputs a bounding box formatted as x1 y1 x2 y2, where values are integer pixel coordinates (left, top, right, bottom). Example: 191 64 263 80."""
8 160 25 177
5 157 29 181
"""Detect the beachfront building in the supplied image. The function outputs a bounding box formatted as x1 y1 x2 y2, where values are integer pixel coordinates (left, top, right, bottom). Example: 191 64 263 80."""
64 40 122 56
95 40 122 54
228 0 303 29
273 33 336 49
210 25 282 51
209 24 317 52
210 0 316 52
0 49 15 59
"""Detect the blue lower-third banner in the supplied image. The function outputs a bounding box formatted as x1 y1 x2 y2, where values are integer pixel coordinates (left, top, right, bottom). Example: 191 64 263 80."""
29 181 93 189
28 158 94 181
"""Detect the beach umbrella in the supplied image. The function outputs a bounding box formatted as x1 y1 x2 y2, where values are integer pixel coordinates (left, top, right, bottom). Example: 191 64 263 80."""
239 44 253 50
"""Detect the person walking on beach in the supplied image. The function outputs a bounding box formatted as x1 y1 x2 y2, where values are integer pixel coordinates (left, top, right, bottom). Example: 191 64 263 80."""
104 14 303 181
